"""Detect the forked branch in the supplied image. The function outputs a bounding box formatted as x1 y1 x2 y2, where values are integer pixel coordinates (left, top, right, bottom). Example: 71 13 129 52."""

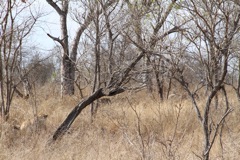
52 51 145 141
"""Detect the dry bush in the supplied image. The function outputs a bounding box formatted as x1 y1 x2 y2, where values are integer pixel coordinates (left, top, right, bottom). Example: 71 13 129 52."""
1 84 240 160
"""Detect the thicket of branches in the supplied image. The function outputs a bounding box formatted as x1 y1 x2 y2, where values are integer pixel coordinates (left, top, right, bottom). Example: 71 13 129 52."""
1 0 240 159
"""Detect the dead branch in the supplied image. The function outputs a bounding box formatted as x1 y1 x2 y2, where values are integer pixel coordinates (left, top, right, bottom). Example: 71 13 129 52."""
47 33 65 48
204 108 233 156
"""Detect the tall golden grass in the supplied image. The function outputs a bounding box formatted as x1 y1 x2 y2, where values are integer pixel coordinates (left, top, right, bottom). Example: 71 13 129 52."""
1 83 240 160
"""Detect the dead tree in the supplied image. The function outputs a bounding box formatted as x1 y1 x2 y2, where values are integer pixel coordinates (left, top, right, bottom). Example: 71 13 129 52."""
52 51 145 140
46 0 116 96
176 1 240 159
51 0 179 141
125 0 180 100
0 1 38 121
91 3 101 118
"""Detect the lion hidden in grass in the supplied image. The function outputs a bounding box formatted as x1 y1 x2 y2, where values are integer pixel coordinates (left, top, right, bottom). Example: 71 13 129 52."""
14 114 48 133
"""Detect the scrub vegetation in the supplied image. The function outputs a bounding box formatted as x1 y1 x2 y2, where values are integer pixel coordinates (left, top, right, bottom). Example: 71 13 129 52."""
1 1 240 160
1 84 240 160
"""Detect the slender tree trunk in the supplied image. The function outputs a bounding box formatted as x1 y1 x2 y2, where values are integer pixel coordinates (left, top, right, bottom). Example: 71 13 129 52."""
166 78 172 99
155 59 165 100
46 0 116 96
59 4 74 96
0 46 5 120
104 9 114 76
237 56 240 102
153 61 164 100
145 56 153 92
61 56 74 95
91 7 101 117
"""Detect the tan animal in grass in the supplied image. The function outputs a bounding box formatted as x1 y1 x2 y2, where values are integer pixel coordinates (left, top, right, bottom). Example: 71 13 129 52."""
19 114 48 132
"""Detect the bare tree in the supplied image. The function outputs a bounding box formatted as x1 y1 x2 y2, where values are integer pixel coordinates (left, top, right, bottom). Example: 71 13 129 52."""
124 0 181 100
90 2 101 118
223 2 240 103
171 1 240 159
51 0 179 141
0 0 39 121
46 0 116 96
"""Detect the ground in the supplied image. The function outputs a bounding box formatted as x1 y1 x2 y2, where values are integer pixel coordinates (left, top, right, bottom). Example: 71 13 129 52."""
1 84 240 160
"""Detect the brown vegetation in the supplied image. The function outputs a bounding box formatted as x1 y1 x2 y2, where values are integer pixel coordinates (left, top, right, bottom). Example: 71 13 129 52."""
18 114 48 132
1 1 240 159
0 84 240 160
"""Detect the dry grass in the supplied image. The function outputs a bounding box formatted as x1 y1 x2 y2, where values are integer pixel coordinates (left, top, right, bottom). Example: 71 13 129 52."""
1 84 240 160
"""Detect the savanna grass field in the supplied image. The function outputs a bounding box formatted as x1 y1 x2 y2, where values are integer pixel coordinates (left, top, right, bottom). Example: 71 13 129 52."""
1 83 240 160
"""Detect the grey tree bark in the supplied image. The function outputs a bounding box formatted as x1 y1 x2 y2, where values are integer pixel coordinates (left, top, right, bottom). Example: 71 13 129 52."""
46 0 116 96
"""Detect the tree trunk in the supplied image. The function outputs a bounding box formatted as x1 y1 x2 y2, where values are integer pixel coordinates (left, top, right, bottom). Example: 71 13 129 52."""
52 51 145 141
46 0 116 96
237 56 240 102
154 59 165 100
53 88 105 140
166 78 172 99
91 6 101 118
0 45 4 119
61 56 74 95
145 56 153 93
59 2 74 96
52 87 124 140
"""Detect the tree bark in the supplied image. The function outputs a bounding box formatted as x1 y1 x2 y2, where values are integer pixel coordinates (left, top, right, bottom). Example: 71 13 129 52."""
52 51 145 140
91 6 101 117
237 56 240 102
46 0 116 96
53 88 105 140
51 0 179 141
52 87 125 140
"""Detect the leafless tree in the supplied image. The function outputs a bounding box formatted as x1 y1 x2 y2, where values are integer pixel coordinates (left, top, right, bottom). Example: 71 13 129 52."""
46 0 116 96
50 0 179 141
171 1 239 159
124 0 182 100
0 0 39 121
223 2 240 103
90 2 101 118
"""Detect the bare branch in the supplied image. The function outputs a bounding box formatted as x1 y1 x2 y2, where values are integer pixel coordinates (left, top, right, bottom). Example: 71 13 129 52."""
70 0 117 61
204 108 233 156
47 33 65 48
150 0 178 47
46 0 64 15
